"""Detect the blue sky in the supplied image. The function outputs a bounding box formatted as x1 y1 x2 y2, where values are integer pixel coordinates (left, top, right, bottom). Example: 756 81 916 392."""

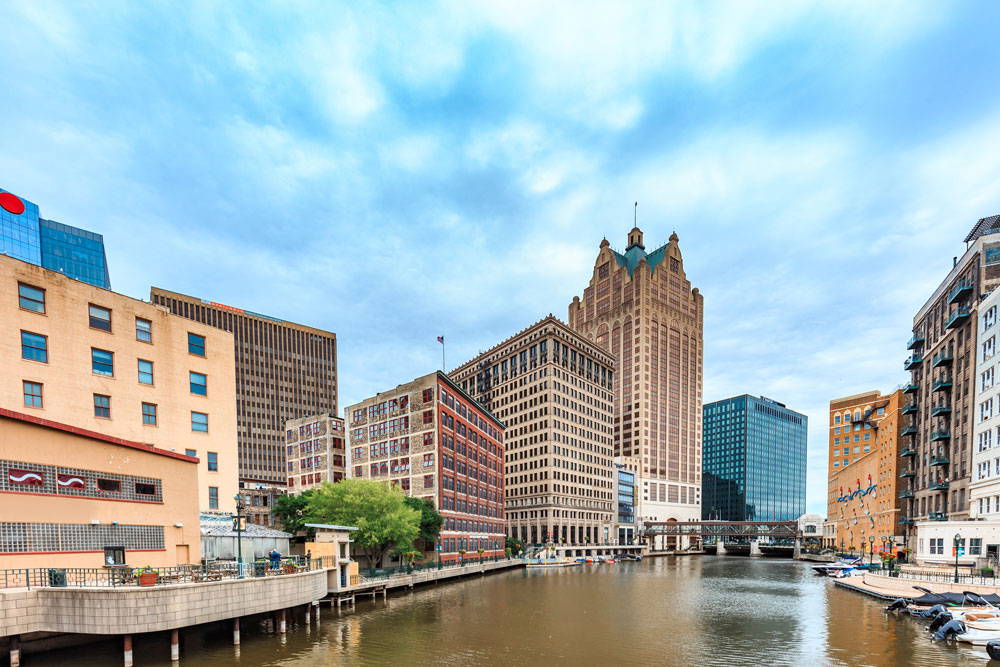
3 1 1000 515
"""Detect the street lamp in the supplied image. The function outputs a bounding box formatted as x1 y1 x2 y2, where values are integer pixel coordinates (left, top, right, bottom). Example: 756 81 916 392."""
868 535 875 567
233 494 246 578
954 532 963 584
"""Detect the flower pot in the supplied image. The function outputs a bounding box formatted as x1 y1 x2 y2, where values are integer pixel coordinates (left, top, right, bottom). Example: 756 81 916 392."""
282 564 297 574
138 572 158 587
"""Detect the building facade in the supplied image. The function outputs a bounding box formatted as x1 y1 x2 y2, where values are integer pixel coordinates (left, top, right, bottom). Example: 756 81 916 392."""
346 372 506 562
284 413 348 495
616 462 637 545
903 215 1000 524
451 316 616 545
1 188 110 288
149 288 338 526
0 407 201 569
826 390 904 552
569 227 703 525
972 287 1000 519
2 256 238 513
702 395 807 523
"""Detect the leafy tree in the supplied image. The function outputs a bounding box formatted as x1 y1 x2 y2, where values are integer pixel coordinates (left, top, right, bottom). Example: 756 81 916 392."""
403 496 443 546
506 536 524 554
272 489 315 535
305 479 420 567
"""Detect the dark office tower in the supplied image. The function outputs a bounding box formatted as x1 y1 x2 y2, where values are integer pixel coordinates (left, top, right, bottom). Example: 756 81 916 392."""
701 395 807 522
149 287 338 526
1 188 110 288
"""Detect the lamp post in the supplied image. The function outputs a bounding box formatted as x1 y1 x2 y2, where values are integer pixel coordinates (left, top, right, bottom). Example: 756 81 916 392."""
954 532 963 584
868 535 875 567
233 494 246 578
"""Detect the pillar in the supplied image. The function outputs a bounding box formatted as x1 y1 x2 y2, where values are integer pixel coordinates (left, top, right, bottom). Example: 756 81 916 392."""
305 603 312 624
750 539 762 557
9 635 20 667
278 609 287 634
716 540 727 556
233 618 241 645
315 601 321 623
170 629 180 661
793 538 802 560
123 635 134 667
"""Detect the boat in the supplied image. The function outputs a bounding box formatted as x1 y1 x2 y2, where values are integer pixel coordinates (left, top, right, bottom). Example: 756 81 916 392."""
525 558 581 568
812 557 864 576
619 554 642 562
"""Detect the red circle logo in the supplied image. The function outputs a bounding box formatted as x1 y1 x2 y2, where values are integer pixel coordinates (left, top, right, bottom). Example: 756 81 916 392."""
0 192 25 215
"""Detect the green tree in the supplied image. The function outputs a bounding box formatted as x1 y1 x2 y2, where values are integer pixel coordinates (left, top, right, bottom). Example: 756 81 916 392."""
305 479 420 567
272 489 314 535
403 496 443 546
506 536 524 554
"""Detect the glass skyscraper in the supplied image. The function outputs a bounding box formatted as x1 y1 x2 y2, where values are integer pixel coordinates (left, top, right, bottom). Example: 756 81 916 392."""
0 188 109 288
702 395 807 522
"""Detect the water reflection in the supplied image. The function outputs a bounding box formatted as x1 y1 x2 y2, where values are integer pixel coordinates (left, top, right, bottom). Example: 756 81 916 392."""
25 557 997 666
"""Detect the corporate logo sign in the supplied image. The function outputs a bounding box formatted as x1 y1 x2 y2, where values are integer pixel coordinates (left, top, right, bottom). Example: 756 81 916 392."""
0 191 25 215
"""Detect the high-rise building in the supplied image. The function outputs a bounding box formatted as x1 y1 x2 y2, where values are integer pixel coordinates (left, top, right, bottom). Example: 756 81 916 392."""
904 215 1000 524
1 254 237 513
825 390 904 552
149 287 338 526
346 371 506 562
284 413 348 495
0 188 110 288
570 227 703 524
701 395 807 522
971 287 1000 519
450 316 616 546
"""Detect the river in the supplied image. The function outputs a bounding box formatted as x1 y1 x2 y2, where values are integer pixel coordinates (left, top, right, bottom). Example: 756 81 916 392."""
29 556 994 666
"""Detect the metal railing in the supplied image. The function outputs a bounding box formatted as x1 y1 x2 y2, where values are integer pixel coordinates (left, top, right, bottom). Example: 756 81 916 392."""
359 556 522 580
891 568 997 586
0 555 340 590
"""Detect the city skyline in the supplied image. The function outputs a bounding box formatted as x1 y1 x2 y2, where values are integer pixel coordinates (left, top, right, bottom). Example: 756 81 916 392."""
3 2 1000 515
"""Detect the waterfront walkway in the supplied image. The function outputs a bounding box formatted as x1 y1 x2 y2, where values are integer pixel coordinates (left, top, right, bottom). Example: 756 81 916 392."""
835 571 1000 600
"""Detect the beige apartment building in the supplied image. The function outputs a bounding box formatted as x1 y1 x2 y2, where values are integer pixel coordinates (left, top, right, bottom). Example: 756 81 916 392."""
1 256 238 513
347 372 506 562
451 316 616 546
570 227 704 524
284 413 348 495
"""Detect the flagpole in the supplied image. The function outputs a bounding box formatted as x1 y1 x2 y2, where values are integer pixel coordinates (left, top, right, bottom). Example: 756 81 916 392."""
442 342 446 371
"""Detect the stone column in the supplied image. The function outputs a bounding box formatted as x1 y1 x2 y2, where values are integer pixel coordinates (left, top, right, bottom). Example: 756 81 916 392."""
233 618 241 645
123 635 134 667
716 540 727 556
278 609 287 634
170 629 180 661
793 538 802 560
9 635 19 667
750 539 762 557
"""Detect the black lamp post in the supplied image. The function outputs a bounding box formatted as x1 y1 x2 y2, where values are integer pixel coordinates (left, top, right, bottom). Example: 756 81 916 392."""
234 494 246 578
868 535 875 567
954 532 962 584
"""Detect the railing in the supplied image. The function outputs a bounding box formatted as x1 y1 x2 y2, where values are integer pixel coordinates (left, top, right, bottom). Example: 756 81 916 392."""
903 383 920 393
948 282 973 304
907 334 925 350
891 568 996 586
358 556 522 581
932 352 954 367
0 555 340 590
904 355 924 370
946 308 971 329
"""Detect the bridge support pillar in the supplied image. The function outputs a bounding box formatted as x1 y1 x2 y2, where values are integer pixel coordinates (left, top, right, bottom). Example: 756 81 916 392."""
793 538 802 560
170 629 180 662
716 540 726 556
750 539 762 557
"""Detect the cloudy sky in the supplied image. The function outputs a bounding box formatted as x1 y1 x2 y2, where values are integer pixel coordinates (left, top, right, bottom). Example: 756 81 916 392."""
3 1 1000 514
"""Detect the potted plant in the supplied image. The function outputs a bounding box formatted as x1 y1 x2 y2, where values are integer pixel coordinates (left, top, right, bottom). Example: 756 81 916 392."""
135 566 159 587
458 548 467 565
253 559 268 577
477 548 485 562
281 559 298 574
505 547 512 559
982 567 995 578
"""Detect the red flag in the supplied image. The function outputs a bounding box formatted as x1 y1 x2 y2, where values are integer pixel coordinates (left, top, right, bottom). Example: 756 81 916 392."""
437 336 444 344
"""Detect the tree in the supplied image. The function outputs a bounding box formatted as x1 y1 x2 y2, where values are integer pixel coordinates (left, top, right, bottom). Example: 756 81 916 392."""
506 536 524 554
272 490 314 535
403 496 443 547
305 479 420 567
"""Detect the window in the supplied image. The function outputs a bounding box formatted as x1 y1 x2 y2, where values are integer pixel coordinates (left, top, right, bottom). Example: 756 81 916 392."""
834 415 841 424
135 317 152 343
89 304 112 331
971 538 983 555
141 402 157 425
18 283 45 313
91 348 114 376
138 359 154 384
191 411 208 432
208 486 219 509
422 388 433 402
188 332 206 356
93 394 111 418
20 331 47 362
104 547 125 566
190 371 207 395
135 482 156 495
97 478 121 492
207 451 218 471
185 449 197 458
22 381 42 407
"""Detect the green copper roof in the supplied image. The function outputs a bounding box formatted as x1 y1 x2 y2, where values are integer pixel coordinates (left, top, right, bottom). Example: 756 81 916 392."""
612 242 669 276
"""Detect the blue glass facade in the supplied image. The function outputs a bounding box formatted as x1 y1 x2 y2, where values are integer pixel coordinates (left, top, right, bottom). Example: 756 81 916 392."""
0 189 109 288
702 395 807 522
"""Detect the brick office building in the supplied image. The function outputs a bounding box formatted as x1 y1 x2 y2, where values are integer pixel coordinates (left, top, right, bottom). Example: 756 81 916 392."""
284 413 348 495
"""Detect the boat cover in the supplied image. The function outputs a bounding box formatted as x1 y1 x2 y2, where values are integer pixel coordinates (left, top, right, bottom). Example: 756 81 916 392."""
910 592 1000 606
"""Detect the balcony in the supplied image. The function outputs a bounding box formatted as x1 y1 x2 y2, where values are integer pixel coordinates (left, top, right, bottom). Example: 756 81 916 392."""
932 352 954 368
899 517 914 526
902 403 918 415
903 383 920 394
930 429 951 442
930 455 950 466
948 281 973 304
929 512 949 521
900 448 916 457
931 404 952 417
901 424 918 436
930 480 950 491
898 489 914 499
932 378 953 393
907 334 926 350
946 308 971 329
904 354 924 370
899 469 915 478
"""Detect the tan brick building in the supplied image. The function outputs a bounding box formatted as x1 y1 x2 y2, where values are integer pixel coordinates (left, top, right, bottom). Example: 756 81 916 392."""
569 227 703 524
451 316 616 545
284 413 348 495
826 390 904 553
2 256 238 513
149 287 338 526
346 372 506 562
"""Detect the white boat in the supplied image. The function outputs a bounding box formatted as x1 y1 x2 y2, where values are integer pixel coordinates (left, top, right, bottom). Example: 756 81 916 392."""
812 558 864 576
526 558 581 568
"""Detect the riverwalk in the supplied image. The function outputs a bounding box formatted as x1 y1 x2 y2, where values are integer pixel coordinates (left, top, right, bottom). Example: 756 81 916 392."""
835 570 1000 600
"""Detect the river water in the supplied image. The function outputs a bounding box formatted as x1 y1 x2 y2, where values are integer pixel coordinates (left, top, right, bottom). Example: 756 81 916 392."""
30 556 995 666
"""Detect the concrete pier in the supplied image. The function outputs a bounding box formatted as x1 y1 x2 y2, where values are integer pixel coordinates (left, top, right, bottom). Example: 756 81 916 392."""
170 629 179 661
